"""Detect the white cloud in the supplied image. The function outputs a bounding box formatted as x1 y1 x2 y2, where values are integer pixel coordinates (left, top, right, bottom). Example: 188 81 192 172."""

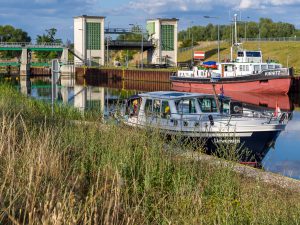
127 0 300 13
239 0 260 9
238 0 300 9
128 0 212 15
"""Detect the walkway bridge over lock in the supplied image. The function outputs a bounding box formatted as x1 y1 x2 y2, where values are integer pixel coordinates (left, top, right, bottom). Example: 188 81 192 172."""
104 28 155 51
107 40 154 51
0 42 84 74
0 42 65 51
0 39 154 64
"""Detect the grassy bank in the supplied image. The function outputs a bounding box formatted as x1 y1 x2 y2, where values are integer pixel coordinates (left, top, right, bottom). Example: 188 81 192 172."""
1 83 300 224
178 41 300 75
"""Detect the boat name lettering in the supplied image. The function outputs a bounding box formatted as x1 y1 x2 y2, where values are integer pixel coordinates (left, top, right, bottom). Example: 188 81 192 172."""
214 138 240 144
264 70 281 76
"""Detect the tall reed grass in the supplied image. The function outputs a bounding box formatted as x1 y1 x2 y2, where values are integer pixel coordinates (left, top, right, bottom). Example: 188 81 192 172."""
0 83 300 224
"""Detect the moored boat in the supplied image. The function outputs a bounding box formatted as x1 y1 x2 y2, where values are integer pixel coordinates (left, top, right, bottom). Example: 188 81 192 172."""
124 91 290 161
171 62 293 94
171 14 293 94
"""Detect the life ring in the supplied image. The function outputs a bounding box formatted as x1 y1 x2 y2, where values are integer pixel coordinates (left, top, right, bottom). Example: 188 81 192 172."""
233 106 241 113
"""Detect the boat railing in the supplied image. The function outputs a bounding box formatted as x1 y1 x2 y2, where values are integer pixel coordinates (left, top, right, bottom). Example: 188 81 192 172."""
126 109 288 130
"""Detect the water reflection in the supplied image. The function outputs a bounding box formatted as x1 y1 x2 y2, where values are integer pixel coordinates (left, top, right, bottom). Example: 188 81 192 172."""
17 75 300 179
171 84 294 111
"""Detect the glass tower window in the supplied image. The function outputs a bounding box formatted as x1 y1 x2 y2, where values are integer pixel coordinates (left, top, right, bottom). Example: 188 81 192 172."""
86 22 101 50
161 25 174 51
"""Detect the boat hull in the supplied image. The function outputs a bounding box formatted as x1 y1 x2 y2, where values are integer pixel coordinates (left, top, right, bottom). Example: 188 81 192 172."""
171 75 292 94
125 119 281 162
203 130 281 162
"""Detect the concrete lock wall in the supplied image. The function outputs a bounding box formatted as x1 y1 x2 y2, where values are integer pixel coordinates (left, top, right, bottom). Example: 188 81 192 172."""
74 15 105 66
147 18 178 66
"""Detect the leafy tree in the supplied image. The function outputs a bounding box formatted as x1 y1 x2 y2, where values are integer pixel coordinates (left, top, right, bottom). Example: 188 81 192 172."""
0 25 31 59
115 26 145 64
244 22 259 38
179 39 198 48
117 25 145 41
35 28 62 61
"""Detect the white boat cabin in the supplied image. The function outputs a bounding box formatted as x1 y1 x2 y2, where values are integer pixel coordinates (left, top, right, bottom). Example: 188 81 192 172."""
178 50 285 78
126 91 231 120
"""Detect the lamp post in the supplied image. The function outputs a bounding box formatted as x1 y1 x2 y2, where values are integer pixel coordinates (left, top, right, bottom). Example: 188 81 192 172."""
106 36 111 66
130 23 144 69
126 50 129 68
106 21 111 66
78 28 85 65
190 21 194 66
204 16 220 63
141 31 144 69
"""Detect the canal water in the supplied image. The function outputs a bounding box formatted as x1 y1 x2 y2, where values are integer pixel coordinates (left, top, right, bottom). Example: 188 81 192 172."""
14 76 300 179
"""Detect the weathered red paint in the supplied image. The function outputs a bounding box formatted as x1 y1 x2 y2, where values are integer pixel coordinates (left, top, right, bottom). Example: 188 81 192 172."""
171 77 292 94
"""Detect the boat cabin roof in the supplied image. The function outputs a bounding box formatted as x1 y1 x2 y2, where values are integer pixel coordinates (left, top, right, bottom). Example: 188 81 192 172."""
139 91 228 101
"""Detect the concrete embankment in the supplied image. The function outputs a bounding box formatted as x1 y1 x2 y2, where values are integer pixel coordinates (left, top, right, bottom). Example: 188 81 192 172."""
181 151 300 192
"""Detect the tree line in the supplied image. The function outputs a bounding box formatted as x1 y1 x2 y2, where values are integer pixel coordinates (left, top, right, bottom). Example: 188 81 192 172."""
179 18 300 47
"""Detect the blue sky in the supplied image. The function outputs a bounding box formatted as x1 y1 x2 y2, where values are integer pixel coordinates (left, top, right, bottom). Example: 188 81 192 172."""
1 0 300 42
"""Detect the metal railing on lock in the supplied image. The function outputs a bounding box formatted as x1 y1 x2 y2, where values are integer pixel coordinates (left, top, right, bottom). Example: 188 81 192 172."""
0 42 65 48
240 37 300 42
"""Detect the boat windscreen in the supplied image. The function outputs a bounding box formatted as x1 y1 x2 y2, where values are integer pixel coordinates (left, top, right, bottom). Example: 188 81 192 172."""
198 98 218 113
175 99 197 114
162 92 186 97
246 51 261 57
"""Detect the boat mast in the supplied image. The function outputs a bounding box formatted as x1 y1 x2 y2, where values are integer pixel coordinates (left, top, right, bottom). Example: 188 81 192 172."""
230 13 238 62
234 13 238 45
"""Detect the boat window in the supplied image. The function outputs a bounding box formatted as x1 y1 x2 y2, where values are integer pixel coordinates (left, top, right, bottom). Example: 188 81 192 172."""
225 66 228 72
246 65 249 71
239 65 243 71
126 97 141 116
220 99 230 114
176 99 197 114
261 65 267 70
153 99 161 114
275 65 281 69
246 51 261 57
198 98 218 113
161 101 171 118
226 65 233 72
237 52 244 57
268 65 275 69
254 65 260 71
145 99 153 116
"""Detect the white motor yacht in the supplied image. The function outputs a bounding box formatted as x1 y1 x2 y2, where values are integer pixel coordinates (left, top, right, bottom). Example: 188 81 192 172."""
124 91 290 159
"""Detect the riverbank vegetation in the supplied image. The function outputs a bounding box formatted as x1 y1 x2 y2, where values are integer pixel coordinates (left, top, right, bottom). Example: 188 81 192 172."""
1 83 300 224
